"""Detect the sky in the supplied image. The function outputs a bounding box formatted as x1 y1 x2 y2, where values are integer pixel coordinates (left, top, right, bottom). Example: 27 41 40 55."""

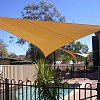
0 0 100 55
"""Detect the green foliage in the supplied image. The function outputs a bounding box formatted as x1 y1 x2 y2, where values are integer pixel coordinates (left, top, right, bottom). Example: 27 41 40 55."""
0 39 9 58
59 41 89 62
26 44 45 62
35 59 58 100
73 58 77 63
9 52 17 58
22 1 65 22
36 59 52 83
65 41 89 53
46 52 57 64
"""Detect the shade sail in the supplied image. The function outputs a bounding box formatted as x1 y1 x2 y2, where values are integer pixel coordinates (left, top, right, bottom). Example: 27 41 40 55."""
0 17 100 56
60 48 77 58
60 48 89 58
74 53 89 58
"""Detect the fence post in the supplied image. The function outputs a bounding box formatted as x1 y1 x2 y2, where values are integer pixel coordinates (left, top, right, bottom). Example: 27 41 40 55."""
97 82 100 100
5 78 9 100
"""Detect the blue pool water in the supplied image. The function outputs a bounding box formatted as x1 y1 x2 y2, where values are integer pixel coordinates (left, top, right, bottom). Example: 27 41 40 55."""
15 84 79 100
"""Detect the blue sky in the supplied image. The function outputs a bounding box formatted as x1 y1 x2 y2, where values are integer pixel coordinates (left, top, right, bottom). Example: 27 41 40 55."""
0 0 100 55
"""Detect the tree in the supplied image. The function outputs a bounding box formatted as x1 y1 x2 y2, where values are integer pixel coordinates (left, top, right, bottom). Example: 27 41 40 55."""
26 43 45 61
17 1 66 62
21 1 65 22
0 39 9 58
64 41 89 53
58 41 89 62
9 52 17 58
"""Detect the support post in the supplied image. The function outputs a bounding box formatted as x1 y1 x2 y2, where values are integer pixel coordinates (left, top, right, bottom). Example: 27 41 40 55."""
99 40 100 82
98 32 100 82
54 51 56 71
95 32 100 82
5 78 9 100
72 59 75 79
95 32 100 100
84 65 85 80
97 82 100 100
85 57 87 78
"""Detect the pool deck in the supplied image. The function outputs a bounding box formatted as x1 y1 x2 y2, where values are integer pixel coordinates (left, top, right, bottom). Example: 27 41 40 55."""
63 78 97 84
61 78 97 100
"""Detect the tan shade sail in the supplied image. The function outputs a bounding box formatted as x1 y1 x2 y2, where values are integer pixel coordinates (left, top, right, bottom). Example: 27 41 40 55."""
60 48 89 58
60 48 77 58
0 17 100 56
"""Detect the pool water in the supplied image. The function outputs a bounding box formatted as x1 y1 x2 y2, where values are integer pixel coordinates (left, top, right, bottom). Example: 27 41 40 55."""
15 84 79 100
59 84 79 99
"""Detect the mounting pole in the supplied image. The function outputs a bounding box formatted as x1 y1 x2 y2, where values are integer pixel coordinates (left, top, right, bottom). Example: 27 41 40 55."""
54 51 56 70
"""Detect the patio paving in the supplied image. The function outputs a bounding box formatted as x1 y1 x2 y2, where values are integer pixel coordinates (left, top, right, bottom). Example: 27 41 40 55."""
62 78 97 100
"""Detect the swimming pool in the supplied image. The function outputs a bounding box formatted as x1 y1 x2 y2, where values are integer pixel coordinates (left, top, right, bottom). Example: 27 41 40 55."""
15 84 79 100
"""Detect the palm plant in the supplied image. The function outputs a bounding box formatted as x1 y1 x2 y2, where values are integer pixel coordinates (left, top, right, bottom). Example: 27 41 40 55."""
34 59 58 100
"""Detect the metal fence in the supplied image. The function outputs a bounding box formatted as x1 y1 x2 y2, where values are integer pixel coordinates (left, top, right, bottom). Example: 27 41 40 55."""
0 79 98 100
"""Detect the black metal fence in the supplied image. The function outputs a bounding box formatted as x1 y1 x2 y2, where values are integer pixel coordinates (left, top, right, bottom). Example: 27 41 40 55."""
0 79 97 100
